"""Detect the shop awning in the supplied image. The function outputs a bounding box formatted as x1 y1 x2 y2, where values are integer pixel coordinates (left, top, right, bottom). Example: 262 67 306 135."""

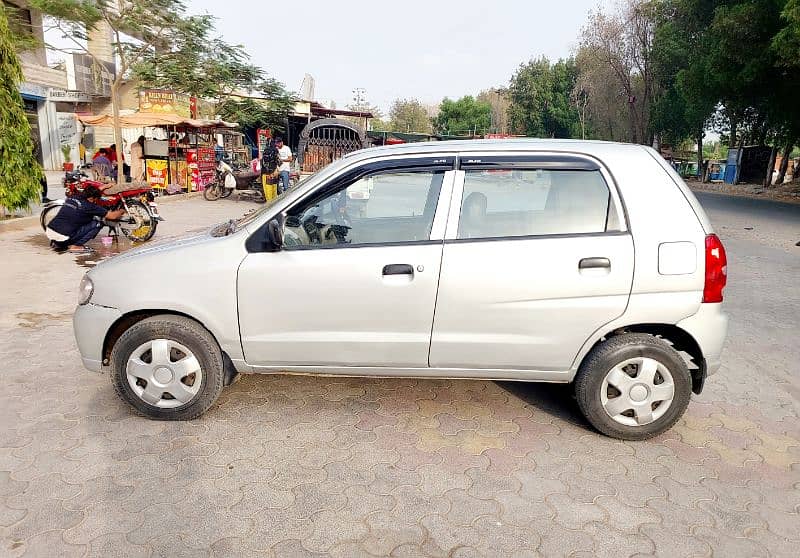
77 113 238 129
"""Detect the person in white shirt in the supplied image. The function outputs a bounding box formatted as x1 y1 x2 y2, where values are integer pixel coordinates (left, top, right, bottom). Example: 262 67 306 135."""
275 136 293 194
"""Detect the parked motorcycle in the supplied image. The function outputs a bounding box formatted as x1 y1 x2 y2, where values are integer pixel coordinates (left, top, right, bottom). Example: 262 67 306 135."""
204 160 265 202
40 171 162 242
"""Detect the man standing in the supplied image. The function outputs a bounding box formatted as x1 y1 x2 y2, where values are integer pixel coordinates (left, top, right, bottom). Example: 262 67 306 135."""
275 136 293 194
46 185 125 254
130 136 145 182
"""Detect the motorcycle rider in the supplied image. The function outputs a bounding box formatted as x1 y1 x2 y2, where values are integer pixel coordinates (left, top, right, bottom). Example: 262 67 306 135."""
46 185 126 254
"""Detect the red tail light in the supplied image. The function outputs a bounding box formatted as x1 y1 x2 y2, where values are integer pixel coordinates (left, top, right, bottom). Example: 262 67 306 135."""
703 234 727 303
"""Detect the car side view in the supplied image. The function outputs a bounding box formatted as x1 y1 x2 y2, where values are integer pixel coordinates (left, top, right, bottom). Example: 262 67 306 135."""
73 139 728 440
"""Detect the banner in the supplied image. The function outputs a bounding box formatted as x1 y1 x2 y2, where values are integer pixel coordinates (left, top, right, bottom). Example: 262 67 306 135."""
139 89 192 118
146 159 168 189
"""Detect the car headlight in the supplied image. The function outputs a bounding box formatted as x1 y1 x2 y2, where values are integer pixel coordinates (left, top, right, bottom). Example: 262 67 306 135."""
78 274 94 305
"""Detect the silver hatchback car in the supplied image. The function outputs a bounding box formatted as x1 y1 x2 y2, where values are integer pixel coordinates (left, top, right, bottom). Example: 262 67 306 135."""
73 140 728 440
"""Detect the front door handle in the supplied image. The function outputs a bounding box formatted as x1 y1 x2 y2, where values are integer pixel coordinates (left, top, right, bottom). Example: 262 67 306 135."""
579 257 611 270
382 264 414 276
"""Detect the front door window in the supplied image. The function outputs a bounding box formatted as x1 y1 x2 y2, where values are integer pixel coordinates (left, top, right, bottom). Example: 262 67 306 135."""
283 170 445 248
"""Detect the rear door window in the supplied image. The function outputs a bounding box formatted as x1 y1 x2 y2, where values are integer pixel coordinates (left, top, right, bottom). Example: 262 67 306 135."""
457 169 611 239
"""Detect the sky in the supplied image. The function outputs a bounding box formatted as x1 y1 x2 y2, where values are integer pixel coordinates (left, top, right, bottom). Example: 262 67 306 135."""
189 0 612 115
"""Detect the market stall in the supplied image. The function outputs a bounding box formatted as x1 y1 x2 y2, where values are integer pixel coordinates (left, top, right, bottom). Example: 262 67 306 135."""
77 112 238 193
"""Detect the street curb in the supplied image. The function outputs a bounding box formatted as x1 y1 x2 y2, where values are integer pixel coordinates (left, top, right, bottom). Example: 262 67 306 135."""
0 191 205 235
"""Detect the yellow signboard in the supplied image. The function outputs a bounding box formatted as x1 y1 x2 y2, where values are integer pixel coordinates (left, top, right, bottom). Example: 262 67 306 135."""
146 159 168 189
139 89 191 118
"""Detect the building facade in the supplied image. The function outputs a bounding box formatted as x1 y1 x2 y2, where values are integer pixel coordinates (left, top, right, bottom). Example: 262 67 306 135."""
7 0 111 169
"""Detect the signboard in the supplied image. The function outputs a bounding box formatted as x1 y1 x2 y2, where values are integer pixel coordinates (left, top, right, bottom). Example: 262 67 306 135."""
72 54 115 97
19 82 48 100
49 89 93 103
56 113 78 145
139 89 193 118
146 159 168 189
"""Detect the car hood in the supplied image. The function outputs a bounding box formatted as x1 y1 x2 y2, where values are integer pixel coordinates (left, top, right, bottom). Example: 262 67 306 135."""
98 228 217 265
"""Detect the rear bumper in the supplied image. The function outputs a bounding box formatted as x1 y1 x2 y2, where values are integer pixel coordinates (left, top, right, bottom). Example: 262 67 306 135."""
73 303 122 372
677 303 728 377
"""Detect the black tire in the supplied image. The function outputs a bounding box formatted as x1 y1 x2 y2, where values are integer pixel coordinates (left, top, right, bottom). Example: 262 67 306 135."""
204 183 222 201
574 333 692 441
110 315 224 420
40 202 62 231
120 199 157 242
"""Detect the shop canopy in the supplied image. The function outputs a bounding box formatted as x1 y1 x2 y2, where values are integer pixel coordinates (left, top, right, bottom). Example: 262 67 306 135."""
77 113 238 129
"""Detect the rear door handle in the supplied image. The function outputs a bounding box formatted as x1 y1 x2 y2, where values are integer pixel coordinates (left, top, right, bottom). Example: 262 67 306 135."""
382 264 414 276
579 257 611 269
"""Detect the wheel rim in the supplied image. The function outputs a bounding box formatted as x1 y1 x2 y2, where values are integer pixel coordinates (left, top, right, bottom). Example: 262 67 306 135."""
120 204 152 241
600 357 675 427
126 339 203 409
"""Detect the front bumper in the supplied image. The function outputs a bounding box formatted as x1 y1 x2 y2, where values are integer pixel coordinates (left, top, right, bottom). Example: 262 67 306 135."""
73 303 122 372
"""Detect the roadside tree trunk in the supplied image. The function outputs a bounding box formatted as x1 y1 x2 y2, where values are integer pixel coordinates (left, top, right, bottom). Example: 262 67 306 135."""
111 80 124 186
764 147 777 187
696 128 704 180
774 140 794 185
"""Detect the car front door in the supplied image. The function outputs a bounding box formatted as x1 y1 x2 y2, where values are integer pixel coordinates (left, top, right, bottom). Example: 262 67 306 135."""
429 154 634 373
238 157 456 369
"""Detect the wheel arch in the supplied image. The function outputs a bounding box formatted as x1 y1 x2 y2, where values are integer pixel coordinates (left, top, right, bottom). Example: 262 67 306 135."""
103 310 239 386
576 323 707 394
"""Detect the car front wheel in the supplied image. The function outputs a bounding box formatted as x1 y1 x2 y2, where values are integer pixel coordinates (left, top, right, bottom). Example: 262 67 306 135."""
110 315 224 420
574 333 692 440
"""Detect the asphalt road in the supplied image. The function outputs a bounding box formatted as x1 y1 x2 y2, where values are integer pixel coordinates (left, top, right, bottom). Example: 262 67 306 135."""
695 190 800 226
0 191 797 557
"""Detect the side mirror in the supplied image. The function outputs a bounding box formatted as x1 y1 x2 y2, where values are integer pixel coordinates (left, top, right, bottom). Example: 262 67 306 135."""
265 217 284 251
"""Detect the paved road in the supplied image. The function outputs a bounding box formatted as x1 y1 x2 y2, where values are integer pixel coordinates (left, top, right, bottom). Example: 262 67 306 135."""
0 193 797 557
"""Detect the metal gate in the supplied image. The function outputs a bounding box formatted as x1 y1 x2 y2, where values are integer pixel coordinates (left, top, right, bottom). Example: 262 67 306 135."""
298 118 365 173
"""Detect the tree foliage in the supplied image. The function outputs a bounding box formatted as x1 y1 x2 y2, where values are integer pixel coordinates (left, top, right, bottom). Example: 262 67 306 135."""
508 57 580 138
0 4 42 212
133 22 294 131
388 98 432 134
32 0 238 183
477 88 510 135
432 96 491 135
578 1 659 144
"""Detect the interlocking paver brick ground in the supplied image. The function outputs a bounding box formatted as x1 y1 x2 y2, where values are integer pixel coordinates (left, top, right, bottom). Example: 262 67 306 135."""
1 193 798 557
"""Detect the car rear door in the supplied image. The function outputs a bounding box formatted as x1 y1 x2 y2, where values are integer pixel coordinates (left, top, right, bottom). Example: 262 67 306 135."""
429 153 634 373
238 156 456 369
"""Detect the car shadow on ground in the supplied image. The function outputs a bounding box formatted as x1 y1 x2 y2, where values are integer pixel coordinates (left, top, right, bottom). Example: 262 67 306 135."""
496 381 591 430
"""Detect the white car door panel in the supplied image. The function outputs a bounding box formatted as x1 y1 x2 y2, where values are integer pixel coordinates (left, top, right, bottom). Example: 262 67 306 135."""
238 163 456 368
429 234 634 370
238 243 443 367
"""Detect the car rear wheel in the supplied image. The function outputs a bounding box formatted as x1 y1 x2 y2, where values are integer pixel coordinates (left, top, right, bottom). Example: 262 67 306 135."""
110 315 224 420
574 333 692 440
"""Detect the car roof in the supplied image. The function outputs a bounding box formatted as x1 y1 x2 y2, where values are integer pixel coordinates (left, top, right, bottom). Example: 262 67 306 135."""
345 138 649 161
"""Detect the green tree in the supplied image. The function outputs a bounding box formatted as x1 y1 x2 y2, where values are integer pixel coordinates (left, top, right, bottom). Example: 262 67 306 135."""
388 98 432 134
134 28 294 131
32 0 216 185
432 95 491 136
773 0 800 67
508 57 580 138
650 0 718 171
0 4 42 212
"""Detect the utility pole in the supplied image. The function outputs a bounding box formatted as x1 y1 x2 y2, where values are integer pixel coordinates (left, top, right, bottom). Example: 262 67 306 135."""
352 88 366 111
